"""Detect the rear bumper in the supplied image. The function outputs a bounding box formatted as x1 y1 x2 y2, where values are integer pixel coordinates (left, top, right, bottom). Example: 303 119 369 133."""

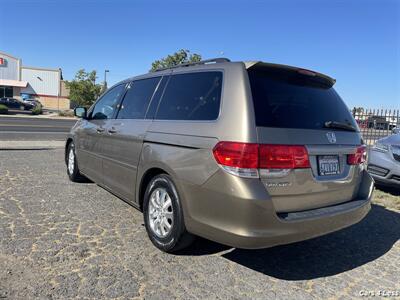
180 169 373 249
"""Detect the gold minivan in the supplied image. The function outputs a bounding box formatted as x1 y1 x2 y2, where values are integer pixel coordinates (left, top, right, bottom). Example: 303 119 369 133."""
66 58 373 252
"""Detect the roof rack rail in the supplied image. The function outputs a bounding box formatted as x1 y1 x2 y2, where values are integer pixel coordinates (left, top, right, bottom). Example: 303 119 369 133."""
152 57 231 72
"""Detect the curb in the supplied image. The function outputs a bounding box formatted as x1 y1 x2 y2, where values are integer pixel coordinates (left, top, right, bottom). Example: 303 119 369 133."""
0 141 65 150
0 113 77 120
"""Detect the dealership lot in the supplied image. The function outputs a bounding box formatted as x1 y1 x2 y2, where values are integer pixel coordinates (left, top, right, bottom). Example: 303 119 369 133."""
0 149 399 299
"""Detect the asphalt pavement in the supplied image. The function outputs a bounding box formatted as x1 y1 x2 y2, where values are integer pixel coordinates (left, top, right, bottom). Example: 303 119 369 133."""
0 116 76 141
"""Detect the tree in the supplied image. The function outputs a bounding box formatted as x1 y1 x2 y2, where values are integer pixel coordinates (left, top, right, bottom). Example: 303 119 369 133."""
65 69 102 107
100 81 108 95
354 107 364 114
352 106 364 116
150 49 202 71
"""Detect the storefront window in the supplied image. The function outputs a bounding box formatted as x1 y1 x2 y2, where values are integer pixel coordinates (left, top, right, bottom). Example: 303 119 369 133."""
0 86 13 98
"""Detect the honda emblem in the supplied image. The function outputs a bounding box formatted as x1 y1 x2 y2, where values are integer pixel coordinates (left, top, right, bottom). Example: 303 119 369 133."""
326 132 337 144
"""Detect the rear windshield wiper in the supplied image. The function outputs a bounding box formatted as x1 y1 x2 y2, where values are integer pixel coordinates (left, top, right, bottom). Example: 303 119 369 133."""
324 121 357 132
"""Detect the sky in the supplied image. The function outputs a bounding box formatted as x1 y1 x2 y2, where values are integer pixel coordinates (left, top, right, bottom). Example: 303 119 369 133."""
1 0 399 109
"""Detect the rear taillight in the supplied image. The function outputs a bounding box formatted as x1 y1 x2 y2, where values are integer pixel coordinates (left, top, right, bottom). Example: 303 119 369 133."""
347 145 367 165
212 142 259 178
212 142 310 178
259 145 310 169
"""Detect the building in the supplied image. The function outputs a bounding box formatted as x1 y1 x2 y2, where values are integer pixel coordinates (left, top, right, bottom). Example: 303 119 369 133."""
0 51 70 110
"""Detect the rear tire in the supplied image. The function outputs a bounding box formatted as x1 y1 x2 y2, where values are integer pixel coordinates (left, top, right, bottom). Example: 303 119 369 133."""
66 142 87 182
143 174 194 253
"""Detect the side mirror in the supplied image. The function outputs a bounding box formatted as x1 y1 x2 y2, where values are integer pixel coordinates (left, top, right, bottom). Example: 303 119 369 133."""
74 107 87 119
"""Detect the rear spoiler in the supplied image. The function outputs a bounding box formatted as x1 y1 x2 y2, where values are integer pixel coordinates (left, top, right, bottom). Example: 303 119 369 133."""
245 61 336 87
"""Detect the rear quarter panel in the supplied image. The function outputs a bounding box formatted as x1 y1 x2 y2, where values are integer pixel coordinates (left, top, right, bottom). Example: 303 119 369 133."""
136 134 220 217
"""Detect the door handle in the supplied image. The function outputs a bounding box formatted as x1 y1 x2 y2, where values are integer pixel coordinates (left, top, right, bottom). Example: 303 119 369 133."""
96 127 105 133
108 127 118 134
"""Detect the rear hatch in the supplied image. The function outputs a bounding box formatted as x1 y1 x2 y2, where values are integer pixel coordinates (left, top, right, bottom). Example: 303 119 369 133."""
247 62 365 213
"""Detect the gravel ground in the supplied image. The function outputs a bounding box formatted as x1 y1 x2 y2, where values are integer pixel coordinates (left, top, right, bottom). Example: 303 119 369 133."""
373 187 400 211
0 149 399 299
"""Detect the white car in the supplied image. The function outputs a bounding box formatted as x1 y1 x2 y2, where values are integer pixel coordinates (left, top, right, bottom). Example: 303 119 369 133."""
23 99 42 108
368 134 400 187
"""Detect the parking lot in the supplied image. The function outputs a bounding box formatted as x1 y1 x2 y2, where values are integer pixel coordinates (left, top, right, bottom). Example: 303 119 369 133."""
0 148 399 299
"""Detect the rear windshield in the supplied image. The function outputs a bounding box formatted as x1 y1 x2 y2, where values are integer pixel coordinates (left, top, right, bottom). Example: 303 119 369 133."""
247 66 358 131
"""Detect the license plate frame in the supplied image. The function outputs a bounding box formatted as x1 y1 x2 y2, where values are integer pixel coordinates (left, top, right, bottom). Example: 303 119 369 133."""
318 155 340 176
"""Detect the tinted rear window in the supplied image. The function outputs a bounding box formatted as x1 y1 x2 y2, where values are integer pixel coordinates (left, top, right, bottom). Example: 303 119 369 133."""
155 72 222 121
248 66 357 130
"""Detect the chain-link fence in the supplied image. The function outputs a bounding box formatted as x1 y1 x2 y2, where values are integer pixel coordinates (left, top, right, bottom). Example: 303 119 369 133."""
352 108 400 145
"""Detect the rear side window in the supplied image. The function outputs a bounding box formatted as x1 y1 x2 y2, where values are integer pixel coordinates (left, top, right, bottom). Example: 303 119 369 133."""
155 72 222 121
248 66 358 130
117 77 161 119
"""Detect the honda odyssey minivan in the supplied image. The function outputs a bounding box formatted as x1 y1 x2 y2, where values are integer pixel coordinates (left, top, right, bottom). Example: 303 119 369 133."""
66 58 374 252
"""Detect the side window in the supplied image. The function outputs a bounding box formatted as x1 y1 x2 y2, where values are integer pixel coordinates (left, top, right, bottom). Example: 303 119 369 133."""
91 84 126 120
155 72 222 121
117 77 161 119
145 76 169 119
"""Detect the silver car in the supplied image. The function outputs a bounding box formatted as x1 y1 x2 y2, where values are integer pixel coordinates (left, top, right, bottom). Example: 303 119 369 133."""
65 58 373 253
368 134 400 186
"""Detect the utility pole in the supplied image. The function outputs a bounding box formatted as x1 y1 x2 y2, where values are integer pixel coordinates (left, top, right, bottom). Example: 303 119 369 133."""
104 69 109 90
57 68 61 112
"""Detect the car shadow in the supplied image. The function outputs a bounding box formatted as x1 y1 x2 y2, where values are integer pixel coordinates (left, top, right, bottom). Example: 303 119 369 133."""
176 237 231 256
375 184 400 196
178 205 399 280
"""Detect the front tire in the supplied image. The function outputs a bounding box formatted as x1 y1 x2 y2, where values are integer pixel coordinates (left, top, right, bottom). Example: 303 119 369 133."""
143 174 194 253
66 142 86 182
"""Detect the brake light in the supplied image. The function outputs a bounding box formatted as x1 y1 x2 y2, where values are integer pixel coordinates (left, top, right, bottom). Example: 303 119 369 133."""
259 145 310 169
348 145 367 165
212 142 310 177
297 68 317 77
212 142 259 178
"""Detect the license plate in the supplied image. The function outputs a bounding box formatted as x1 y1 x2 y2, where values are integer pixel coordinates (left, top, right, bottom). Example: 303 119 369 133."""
318 155 340 176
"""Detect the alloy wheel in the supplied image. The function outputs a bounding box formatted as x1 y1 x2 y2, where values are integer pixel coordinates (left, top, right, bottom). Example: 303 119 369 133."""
68 148 75 175
148 187 174 238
